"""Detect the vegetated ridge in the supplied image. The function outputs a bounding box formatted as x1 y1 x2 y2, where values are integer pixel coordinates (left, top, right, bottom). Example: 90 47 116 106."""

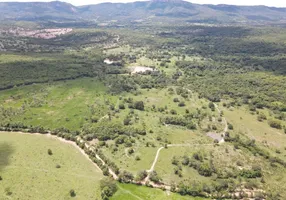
0 0 286 24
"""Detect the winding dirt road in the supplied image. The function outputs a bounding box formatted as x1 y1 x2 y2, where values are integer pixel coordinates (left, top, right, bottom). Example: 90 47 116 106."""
145 143 214 182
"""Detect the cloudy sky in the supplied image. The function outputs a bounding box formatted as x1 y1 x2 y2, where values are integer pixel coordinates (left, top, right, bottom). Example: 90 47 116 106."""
1 0 286 7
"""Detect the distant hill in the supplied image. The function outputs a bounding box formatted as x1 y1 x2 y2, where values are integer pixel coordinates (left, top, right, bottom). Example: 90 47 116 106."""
0 1 78 21
0 0 286 24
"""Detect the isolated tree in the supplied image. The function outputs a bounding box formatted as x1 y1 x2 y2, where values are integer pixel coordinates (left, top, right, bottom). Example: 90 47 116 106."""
228 123 234 130
128 148 134 154
69 189 76 197
173 97 180 102
48 149 53 155
134 101 144 111
178 101 186 107
119 103 125 110
170 109 177 115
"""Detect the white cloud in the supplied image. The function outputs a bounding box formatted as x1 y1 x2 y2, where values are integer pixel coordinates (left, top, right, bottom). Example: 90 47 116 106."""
1 0 286 7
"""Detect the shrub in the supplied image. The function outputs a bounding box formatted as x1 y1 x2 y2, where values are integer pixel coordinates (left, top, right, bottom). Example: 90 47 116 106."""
48 149 53 155
128 148 134 154
100 178 117 199
239 166 262 178
118 171 134 183
228 123 234 130
257 113 267 121
102 167 109 176
209 102 215 111
136 170 148 181
187 123 196 130
56 164 61 168
119 103 125 110
268 119 282 129
198 163 213 177
182 156 189 166
178 102 186 107
135 156 141 161
134 101 144 111
149 171 161 183
173 98 180 102
123 118 131 126
91 116 99 123
5 188 12 196
170 109 177 115
69 189 76 197
172 156 179 165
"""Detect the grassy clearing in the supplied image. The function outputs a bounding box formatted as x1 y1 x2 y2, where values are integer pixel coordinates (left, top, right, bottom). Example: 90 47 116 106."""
112 183 206 200
0 78 109 130
154 144 262 185
0 131 103 200
98 87 214 174
222 106 286 154
0 53 53 64
220 105 286 197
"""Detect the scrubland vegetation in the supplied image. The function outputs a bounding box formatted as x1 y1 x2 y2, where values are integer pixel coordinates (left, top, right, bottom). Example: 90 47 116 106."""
0 21 286 200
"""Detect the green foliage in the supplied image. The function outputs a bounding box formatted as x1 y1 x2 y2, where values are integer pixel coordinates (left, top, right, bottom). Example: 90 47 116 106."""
239 167 262 178
135 170 148 181
228 123 234 130
160 116 196 129
0 52 105 90
133 101 145 111
173 97 180 102
69 189 76 197
47 149 53 155
118 171 134 183
100 178 118 200
149 171 161 183
257 112 267 121
268 119 282 129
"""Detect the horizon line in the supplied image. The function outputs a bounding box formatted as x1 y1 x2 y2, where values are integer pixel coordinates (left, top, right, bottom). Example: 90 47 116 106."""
1 0 286 8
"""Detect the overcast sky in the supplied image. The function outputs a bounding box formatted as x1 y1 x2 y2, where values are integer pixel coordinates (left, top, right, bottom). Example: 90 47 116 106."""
1 0 286 7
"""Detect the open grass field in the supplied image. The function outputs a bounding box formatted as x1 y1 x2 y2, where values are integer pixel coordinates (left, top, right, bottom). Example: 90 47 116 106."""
112 183 206 200
0 131 104 200
222 105 286 157
0 78 111 130
154 143 263 184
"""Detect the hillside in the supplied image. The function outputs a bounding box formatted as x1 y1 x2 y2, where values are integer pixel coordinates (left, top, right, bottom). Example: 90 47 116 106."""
0 1 78 21
0 0 286 24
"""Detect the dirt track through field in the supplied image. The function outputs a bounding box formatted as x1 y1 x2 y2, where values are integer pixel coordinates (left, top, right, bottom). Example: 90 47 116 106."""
145 143 213 182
